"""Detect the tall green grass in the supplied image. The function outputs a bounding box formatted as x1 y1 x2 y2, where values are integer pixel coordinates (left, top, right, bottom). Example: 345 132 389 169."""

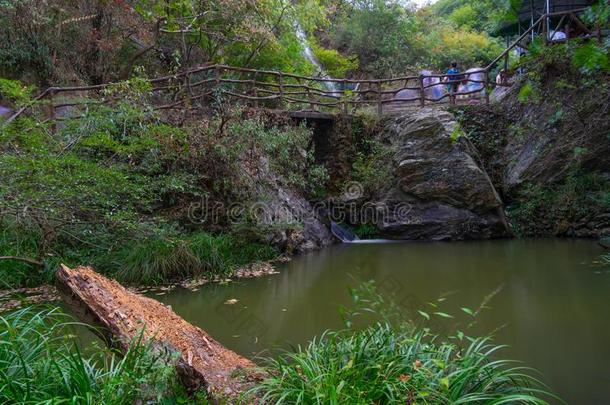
0 212 279 287
252 324 553 404
252 281 558 404
0 306 190 404
107 232 278 284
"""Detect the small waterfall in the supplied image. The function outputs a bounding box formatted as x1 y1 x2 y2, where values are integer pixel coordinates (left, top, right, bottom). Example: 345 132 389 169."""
331 222 360 242
295 24 339 93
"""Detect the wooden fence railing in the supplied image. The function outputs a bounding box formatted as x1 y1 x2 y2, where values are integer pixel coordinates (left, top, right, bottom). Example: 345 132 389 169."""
2 9 602 125
22 64 492 124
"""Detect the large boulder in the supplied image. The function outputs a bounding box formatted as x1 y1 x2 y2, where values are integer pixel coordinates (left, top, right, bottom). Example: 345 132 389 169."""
370 108 511 240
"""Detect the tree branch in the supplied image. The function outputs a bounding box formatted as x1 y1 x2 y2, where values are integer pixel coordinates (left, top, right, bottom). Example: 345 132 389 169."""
0 256 44 268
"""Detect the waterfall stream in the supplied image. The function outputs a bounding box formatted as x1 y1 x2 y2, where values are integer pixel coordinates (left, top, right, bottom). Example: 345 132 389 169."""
295 24 339 93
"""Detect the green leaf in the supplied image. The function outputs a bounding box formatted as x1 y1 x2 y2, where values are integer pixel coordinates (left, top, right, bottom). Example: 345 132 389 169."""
434 312 453 319
418 310 430 320
433 359 445 369
337 380 345 393
461 307 474 316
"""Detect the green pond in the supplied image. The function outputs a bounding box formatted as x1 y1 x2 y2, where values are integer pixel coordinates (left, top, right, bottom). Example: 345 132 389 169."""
154 239 607 404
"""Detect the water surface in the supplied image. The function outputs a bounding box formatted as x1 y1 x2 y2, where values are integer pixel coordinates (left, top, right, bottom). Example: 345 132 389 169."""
157 239 609 404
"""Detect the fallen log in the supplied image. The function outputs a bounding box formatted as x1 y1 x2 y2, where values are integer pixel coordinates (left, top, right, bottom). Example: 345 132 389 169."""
56 265 260 402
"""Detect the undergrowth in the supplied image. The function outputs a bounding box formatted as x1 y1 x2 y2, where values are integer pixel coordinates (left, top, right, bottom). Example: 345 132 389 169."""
0 306 200 404
507 167 610 237
0 78 328 287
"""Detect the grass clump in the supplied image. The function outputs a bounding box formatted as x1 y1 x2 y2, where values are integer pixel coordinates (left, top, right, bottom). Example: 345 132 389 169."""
251 282 555 405
108 232 278 284
0 306 191 404
254 325 550 404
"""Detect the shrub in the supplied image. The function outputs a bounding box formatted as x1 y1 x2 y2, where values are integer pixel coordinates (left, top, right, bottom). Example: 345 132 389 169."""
572 42 610 74
311 42 359 78
518 82 540 104
0 96 307 287
0 78 33 106
351 138 392 194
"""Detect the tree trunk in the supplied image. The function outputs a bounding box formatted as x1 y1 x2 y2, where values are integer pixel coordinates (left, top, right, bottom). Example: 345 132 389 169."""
56 265 261 401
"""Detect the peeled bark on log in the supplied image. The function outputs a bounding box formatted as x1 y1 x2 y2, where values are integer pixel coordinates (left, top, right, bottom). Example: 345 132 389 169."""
56 265 259 401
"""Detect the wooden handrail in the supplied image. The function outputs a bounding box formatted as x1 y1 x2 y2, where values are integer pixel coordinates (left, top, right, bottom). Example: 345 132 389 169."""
2 8 600 123
486 15 545 71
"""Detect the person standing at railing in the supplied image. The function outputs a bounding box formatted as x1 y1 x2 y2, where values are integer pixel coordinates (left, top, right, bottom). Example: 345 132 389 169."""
444 62 462 103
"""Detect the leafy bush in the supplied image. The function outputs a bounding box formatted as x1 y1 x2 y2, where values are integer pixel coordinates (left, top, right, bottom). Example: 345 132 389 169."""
0 78 32 106
351 138 392 194
0 306 188 404
518 82 540 104
311 42 359 78
2 88 330 286
572 42 610 74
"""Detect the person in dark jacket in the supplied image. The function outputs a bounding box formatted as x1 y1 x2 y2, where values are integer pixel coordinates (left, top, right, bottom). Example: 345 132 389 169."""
445 62 461 94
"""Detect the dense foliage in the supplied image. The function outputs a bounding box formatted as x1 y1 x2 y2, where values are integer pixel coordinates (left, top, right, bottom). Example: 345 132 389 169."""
432 0 523 34
315 0 503 76
0 78 331 287
0 0 510 85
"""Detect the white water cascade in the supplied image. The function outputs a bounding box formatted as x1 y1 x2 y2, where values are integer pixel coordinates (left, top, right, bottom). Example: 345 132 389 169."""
295 24 339 94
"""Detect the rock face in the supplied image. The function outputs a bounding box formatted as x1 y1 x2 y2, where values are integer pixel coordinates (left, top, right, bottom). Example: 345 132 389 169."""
460 68 610 238
244 156 334 253
256 179 334 253
501 86 610 195
370 108 511 240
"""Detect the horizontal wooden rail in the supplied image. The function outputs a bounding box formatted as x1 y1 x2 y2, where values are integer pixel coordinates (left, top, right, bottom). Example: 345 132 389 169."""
2 8 601 126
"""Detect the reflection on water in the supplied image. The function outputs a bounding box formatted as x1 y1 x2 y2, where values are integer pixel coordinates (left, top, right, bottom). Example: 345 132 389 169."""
157 239 608 404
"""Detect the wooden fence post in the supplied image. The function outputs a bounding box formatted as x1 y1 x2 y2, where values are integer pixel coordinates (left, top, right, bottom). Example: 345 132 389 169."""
342 79 348 114
450 81 456 106
305 79 315 111
48 90 56 134
418 75 425 107
377 81 383 115
542 14 548 44
279 73 284 109
484 70 490 105
253 72 259 109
